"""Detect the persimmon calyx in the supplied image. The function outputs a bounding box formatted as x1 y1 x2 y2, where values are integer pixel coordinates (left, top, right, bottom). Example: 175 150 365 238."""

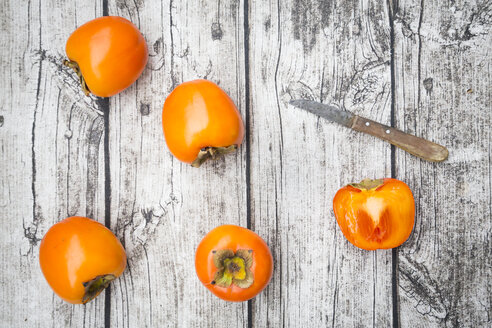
191 145 238 168
349 178 384 190
211 249 253 289
63 59 91 96
82 274 116 304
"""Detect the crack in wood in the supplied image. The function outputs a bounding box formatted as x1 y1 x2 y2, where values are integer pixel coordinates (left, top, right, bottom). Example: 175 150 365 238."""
399 255 447 319
33 49 103 116
86 115 104 219
116 194 180 248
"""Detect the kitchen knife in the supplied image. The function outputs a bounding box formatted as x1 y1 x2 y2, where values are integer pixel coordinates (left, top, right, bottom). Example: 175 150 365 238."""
289 99 448 162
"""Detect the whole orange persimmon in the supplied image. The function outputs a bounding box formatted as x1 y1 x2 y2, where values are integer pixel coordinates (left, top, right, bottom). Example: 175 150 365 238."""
333 178 415 250
195 225 273 302
39 216 126 304
162 79 245 167
64 16 148 97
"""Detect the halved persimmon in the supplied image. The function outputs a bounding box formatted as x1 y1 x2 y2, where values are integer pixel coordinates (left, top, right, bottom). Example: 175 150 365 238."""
162 79 245 167
39 216 126 304
333 178 415 250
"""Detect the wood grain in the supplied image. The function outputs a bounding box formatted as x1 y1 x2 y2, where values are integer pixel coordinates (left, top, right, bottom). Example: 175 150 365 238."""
247 0 394 326
392 0 492 326
0 0 490 327
0 0 108 327
105 1 248 327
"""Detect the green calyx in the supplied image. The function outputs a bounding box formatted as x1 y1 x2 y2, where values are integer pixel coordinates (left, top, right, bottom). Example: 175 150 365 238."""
191 145 238 168
82 274 116 304
349 178 384 190
211 249 254 289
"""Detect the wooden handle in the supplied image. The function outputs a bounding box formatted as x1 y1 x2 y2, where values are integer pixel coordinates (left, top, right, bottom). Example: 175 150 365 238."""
351 116 449 162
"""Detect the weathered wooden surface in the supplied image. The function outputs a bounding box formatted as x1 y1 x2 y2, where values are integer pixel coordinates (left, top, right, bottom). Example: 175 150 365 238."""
1 1 107 327
0 0 490 327
248 0 394 326
105 1 248 327
392 0 492 327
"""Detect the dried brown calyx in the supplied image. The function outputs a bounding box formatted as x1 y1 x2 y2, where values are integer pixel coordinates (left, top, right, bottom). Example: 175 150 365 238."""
191 145 238 168
81 274 116 304
349 178 384 190
211 249 253 289
63 59 91 96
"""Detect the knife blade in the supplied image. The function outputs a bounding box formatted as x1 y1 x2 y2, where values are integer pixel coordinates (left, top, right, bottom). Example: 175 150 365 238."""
289 99 355 128
289 99 449 162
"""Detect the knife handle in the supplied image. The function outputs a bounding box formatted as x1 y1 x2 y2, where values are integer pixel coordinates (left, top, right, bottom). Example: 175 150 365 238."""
351 116 449 162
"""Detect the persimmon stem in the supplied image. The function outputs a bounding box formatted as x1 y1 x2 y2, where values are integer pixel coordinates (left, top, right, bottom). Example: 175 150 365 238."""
191 145 238 168
82 274 115 304
63 59 91 96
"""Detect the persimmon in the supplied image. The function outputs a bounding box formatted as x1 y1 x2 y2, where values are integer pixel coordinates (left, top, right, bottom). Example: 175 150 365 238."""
195 225 273 302
162 79 245 167
39 216 126 304
64 16 148 97
333 178 415 250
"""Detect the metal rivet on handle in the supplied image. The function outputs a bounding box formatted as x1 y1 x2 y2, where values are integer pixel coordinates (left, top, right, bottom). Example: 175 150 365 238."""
385 129 390 134
365 122 370 126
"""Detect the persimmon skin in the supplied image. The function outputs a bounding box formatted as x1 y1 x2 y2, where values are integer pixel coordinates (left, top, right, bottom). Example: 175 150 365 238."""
195 225 273 302
39 216 126 304
333 178 415 250
162 79 245 164
66 16 148 97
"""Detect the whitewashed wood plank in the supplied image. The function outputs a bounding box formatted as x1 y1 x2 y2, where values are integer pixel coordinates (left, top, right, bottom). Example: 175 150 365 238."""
0 1 109 327
2 0 489 327
393 0 491 327
106 1 248 327
248 0 394 326
0 1 44 326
